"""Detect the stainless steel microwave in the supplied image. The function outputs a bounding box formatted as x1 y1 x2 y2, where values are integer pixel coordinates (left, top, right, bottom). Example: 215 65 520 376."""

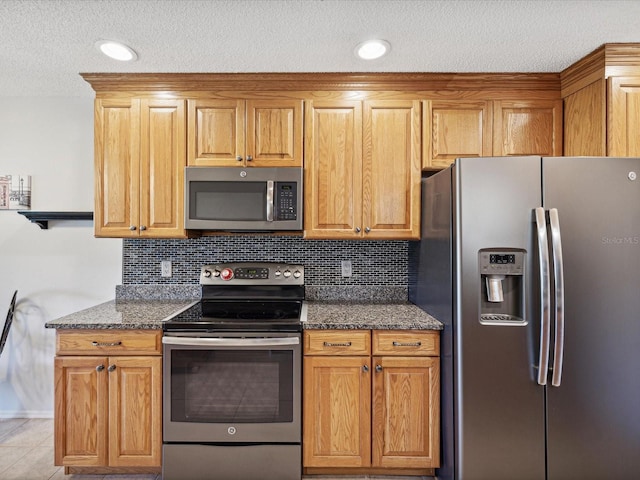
185 167 303 231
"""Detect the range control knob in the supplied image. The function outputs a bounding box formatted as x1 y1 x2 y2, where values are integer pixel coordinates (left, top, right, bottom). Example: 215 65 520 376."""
203 269 212 278
220 268 234 281
274 270 282 277
293 270 302 278
283 270 292 278
213 269 221 277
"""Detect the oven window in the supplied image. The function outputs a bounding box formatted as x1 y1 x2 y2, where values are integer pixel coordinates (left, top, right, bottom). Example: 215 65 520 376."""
170 349 294 423
190 181 266 221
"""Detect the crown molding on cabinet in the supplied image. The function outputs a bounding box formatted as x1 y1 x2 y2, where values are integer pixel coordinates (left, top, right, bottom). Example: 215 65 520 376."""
80 72 561 98
561 43 640 98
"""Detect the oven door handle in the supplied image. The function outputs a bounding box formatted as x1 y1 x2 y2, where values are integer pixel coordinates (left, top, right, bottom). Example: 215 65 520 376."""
162 336 300 347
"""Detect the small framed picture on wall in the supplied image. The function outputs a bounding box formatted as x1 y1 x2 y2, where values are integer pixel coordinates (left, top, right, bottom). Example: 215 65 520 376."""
0 174 31 210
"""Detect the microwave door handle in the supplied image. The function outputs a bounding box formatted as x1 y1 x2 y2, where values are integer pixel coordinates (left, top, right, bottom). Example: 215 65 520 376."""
266 180 274 222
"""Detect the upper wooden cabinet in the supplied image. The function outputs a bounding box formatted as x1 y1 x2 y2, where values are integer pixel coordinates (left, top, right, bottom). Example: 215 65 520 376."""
562 44 640 157
187 99 303 167
303 100 362 238
94 97 187 238
304 98 421 240
423 100 492 170
423 99 562 170
493 100 563 157
608 77 640 156
83 72 564 238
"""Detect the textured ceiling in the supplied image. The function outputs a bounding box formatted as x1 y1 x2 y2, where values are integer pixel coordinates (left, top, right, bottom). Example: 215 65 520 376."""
2 0 640 97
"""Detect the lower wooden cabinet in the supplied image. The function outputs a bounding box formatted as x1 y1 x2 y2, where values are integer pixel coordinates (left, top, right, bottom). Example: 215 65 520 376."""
54 330 162 470
303 329 440 473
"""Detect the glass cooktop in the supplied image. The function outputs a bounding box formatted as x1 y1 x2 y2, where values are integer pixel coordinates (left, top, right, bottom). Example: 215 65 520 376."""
162 300 304 332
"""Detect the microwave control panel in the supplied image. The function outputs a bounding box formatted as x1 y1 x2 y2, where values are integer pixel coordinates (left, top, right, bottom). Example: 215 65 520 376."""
275 182 298 220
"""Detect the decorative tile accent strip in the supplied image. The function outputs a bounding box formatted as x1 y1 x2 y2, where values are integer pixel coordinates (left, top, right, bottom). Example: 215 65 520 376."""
122 236 408 291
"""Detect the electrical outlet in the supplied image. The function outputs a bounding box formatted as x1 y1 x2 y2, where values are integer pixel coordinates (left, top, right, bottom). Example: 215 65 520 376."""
161 260 172 278
341 260 352 277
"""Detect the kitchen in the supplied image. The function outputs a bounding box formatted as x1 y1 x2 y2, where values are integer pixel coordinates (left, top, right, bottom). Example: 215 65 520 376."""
1 1 640 479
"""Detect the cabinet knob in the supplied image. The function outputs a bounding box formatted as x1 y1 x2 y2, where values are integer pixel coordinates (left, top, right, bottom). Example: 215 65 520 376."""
129 226 136 231
140 225 147 231
355 227 361 233
236 156 243 162
246 155 253 162
365 227 371 233
375 364 383 373
96 365 105 372
108 364 116 372
362 365 369 373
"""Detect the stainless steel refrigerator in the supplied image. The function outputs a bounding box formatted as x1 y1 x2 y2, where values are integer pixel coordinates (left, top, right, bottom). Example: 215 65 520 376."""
409 156 640 480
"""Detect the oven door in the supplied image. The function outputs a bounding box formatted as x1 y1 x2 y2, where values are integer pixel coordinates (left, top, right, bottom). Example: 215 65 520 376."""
162 331 301 444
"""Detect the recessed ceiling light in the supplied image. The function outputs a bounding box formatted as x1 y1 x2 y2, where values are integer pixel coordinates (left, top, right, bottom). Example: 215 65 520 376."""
95 40 138 62
355 40 391 60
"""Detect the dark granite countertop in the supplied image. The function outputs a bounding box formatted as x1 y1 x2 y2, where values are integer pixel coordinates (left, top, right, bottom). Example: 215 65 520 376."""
45 299 442 331
303 301 442 330
44 300 197 330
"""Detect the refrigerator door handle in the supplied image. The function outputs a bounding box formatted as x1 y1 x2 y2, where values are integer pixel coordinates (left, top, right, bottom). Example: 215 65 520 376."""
535 207 551 386
549 208 565 387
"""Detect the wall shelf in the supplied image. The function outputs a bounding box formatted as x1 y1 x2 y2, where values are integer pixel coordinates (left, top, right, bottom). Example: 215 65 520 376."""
17 211 93 229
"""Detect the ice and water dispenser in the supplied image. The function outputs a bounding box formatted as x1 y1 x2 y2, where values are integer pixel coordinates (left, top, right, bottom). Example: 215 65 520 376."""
478 249 526 325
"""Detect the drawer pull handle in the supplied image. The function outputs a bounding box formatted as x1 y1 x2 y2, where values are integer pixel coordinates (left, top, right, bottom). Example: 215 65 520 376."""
392 341 422 347
375 364 383 372
323 341 352 347
96 365 105 372
108 364 116 372
92 341 122 347
362 365 369 373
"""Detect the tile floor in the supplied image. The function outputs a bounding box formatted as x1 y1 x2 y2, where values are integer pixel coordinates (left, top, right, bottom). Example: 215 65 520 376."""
0 418 433 479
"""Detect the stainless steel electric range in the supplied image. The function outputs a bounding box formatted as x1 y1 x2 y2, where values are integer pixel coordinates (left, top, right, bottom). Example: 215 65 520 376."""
162 262 305 480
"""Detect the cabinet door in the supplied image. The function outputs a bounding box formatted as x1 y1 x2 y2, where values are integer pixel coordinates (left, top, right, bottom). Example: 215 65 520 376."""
372 356 440 468
304 100 363 239
608 77 640 156
54 356 109 466
139 99 187 238
187 99 244 166
493 100 562 156
94 98 140 237
246 99 303 166
108 356 162 467
563 79 606 156
363 100 421 239
303 355 371 467
423 100 492 170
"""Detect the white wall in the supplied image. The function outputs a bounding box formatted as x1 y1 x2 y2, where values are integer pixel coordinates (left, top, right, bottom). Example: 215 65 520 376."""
0 97 122 417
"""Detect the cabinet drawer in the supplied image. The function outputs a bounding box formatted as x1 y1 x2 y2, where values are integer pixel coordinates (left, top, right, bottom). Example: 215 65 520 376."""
56 330 162 355
304 330 371 355
372 330 439 356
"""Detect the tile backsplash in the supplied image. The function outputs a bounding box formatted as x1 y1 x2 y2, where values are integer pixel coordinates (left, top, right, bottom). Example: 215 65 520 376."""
120 236 409 300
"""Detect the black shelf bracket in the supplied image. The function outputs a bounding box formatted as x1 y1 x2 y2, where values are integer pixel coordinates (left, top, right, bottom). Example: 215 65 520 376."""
17 211 93 229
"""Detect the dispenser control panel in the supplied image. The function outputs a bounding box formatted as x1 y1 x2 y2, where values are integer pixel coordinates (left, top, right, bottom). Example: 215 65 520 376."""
480 251 524 275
